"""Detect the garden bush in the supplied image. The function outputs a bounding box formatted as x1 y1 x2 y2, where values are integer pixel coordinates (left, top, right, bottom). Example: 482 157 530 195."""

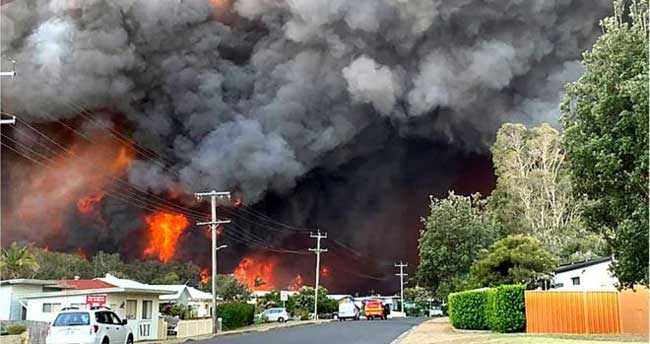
216 302 255 330
486 285 525 332
7 325 26 335
448 289 489 330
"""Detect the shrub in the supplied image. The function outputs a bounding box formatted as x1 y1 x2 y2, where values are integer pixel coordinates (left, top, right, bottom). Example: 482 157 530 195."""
7 325 26 335
216 303 255 330
486 285 525 333
448 289 489 330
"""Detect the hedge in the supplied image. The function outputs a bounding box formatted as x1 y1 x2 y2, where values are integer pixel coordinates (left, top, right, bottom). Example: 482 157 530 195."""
448 289 490 330
449 284 525 332
216 302 255 330
487 285 525 332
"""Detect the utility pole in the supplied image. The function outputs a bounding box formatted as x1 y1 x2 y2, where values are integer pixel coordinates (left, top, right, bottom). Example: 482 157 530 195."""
1 60 16 125
395 261 408 313
309 230 327 320
195 190 231 334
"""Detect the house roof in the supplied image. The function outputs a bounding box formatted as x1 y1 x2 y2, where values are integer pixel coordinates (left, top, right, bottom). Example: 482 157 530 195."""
60 279 116 290
96 274 173 294
554 257 612 274
0 279 72 288
155 285 215 301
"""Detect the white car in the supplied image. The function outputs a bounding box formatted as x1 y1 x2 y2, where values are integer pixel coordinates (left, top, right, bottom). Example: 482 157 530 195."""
47 307 133 344
258 308 290 323
428 306 444 317
337 302 360 321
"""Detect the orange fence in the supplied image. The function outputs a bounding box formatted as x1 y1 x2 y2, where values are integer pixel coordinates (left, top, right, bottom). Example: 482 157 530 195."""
525 288 648 334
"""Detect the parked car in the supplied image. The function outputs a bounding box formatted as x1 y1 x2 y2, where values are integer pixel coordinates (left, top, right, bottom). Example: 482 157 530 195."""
337 301 360 321
47 307 133 344
257 308 290 323
428 306 444 317
364 300 386 320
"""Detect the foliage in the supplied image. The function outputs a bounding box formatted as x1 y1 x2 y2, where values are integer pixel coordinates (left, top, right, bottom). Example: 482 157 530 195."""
160 304 197 320
448 289 489 330
32 248 92 280
294 286 337 315
404 286 433 311
0 243 40 279
486 285 525 333
561 0 649 286
213 274 252 302
417 192 497 299
216 302 255 330
469 235 558 288
6 325 26 335
489 123 604 261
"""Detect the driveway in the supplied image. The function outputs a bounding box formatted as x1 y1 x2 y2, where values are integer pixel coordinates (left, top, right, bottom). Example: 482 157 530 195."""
198 317 426 344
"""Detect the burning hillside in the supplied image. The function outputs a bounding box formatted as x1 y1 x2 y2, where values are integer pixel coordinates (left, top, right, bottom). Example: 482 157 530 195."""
0 0 613 292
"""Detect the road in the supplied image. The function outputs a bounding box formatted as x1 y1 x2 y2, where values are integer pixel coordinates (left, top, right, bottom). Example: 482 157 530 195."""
201 318 426 344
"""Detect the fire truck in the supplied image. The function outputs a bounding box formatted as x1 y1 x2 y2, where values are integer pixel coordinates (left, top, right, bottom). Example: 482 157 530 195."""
364 300 386 320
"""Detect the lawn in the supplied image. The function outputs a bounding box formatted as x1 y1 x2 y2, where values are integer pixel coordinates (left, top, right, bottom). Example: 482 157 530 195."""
398 319 648 344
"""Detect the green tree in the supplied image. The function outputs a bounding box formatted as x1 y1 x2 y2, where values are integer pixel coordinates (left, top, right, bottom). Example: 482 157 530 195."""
211 274 252 302
32 249 92 280
404 286 434 312
469 235 558 288
0 243 39 279
417 192 496 299
489 123 604 261
91 251 127 278
561 1 649 286
294 286 336 316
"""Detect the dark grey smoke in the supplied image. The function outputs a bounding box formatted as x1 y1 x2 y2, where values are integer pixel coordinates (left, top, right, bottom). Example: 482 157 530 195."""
1 0 612 202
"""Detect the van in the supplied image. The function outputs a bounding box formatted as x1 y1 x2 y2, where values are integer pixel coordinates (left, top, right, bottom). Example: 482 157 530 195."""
364 300 385 320
337 301 360 321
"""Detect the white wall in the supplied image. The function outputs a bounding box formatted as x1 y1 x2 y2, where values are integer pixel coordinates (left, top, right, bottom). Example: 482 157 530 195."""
0 285 14 320
26 294 87 322
1 284 46 321
553 261 618 291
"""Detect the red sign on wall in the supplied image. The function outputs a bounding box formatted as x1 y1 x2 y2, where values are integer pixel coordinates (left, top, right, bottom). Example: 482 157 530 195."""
86 295 107 308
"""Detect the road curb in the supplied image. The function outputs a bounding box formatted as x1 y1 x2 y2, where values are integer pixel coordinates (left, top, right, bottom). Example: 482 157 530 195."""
390 322 421 344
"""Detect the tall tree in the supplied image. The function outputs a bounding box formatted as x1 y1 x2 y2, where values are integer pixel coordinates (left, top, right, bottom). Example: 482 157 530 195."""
417 192 496 299
469 235 558 288
489 123 603 260
562 1 649 286
0 243 40 279
32 249 92 280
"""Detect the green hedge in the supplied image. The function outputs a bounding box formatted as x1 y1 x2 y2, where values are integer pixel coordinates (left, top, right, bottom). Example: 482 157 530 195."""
448 289 490 330
216 303 255 330
449 284 525 333
487 285 525 332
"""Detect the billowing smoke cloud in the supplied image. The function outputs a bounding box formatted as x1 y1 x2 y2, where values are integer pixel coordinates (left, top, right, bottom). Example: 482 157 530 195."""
1 0 611 202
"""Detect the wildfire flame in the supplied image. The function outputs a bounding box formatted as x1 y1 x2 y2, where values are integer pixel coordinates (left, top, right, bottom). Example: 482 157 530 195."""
233 256 277 291
200 268 209 285
288 274 304 291
321 266 330 278
77 193 105 218
143 211 189 262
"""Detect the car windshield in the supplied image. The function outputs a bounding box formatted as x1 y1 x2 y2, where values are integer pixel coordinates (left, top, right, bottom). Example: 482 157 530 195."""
53 312 91 326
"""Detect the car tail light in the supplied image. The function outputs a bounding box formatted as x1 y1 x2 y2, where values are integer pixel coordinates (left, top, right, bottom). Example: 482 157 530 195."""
47 326 51 336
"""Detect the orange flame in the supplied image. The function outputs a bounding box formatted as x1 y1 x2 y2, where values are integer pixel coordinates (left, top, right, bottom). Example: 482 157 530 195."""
77 193 105 217
233 256 277 291
321 266 330 278
143 212 189 262
288 274 304 291
200 268 210 284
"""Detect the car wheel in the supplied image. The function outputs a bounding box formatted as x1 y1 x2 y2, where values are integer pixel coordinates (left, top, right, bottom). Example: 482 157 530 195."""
102 337 109 344
125 335 133 344
278 317 285 323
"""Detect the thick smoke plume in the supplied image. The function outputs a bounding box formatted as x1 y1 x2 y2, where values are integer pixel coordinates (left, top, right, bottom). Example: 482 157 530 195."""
1 0 612 291
1 0 611 201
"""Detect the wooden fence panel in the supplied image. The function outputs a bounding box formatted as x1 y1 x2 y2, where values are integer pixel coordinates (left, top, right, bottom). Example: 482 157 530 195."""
526 291 619 334
619 287 649 334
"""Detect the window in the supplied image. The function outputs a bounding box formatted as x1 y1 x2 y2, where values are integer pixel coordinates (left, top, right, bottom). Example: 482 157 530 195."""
95 311 111 324
571 277 581 285
42 303 61 313
109 312 123 325
53 312 90 326
126 300 137 320
142 300 153 320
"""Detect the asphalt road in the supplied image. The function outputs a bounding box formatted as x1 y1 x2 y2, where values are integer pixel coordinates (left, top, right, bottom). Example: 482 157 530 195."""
201 318 426 344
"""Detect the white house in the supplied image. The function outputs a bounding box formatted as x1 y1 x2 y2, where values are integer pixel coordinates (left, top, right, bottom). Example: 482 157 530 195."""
156 285 215 318
0 279 71 321
552 257 618 291
22 275 173 341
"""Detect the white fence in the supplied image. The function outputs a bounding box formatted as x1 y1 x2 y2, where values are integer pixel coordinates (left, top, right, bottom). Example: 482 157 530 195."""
176 319 212 338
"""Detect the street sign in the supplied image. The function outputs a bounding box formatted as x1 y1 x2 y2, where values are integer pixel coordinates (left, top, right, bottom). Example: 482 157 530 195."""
86 294 107 308
280 290 289 302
